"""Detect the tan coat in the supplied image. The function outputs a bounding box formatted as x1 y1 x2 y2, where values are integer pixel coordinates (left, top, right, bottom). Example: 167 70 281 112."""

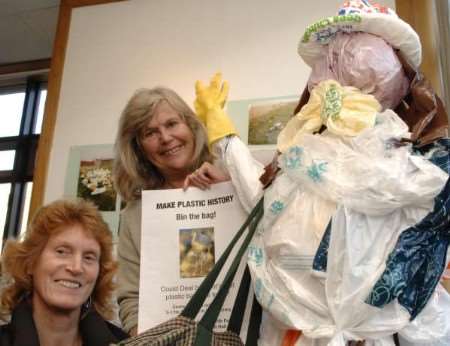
117 199 141 333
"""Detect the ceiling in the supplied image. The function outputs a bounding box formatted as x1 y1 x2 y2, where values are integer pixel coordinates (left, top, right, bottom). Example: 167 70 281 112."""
0 0 60 65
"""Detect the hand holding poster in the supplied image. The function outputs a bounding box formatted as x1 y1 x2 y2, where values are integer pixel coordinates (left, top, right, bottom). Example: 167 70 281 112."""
138 182 248 333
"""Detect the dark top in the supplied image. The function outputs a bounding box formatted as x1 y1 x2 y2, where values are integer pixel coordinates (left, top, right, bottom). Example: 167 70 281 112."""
0 300 129 346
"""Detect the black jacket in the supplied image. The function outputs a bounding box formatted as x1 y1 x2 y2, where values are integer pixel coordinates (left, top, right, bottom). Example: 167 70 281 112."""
0 300 129 345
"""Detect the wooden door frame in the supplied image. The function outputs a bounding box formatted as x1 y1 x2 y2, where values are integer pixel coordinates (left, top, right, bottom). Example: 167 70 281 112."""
395 0 441 95
29 0 126 218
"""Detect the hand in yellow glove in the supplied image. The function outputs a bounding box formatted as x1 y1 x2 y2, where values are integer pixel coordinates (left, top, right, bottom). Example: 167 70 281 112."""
194 72 237 145
194 72 228 120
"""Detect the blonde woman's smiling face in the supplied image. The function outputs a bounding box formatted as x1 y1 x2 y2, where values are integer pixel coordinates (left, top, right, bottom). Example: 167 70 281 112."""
139 101 195 181
31 225 100 315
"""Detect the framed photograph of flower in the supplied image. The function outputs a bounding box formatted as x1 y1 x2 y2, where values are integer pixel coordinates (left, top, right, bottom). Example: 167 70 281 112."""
64 144 122 237
77 158 116 211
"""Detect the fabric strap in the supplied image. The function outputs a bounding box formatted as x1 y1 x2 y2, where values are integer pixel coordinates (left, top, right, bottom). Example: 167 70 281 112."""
227 265 251 335
194 201 264 345
227 264 263 345
245 295 263 346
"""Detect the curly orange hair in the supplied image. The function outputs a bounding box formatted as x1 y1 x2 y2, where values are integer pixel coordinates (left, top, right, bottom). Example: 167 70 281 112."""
0 199 117 320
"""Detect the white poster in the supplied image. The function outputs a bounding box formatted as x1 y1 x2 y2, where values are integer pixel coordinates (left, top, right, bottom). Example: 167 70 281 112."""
138 182 248 333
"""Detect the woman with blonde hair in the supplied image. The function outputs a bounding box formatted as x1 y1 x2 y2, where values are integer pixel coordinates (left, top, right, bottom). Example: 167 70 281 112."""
114 85 230 334
0 199 128 346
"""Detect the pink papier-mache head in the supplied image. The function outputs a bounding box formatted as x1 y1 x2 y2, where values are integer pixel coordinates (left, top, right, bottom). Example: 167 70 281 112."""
298 0 422 110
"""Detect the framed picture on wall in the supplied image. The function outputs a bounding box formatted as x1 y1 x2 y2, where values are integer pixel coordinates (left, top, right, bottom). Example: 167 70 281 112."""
247 98 298 146
64 144 123 237
77 158 116 211
227 95 298 166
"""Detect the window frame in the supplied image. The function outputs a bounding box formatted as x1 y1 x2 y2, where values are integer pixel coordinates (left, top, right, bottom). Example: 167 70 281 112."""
1 78 47 243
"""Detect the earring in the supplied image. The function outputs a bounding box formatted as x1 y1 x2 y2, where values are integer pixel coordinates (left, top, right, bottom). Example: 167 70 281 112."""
83 296 92 311
80 296 92 320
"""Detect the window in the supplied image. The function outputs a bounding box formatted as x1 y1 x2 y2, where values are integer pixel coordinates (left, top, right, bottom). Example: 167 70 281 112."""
0 78 47 249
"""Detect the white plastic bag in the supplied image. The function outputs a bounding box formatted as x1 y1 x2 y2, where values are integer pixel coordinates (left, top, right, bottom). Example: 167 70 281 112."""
398 285 450 345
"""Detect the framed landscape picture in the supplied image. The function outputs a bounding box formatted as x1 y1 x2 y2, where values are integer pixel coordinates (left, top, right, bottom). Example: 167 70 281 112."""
247 98 298 145
227 95 298 165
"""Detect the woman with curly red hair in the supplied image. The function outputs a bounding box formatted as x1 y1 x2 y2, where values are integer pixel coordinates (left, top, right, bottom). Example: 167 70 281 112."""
0 199 128 346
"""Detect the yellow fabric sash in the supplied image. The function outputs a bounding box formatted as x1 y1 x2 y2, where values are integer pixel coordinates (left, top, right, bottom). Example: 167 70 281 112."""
277 80 381 153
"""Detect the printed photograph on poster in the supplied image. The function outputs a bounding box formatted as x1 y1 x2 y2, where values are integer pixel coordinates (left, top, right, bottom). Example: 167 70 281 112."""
64 144 122 237
179 227 215 278
77 158 116 211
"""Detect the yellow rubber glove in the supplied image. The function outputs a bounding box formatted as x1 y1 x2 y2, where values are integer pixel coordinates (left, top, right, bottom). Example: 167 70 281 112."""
194 72 237 145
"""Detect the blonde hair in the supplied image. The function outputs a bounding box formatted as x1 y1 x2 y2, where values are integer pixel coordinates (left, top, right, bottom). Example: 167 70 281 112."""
114 87 212 201
0 199 117 320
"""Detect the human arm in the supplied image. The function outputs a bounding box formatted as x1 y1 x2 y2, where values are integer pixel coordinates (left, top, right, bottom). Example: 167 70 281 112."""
184 139 265 212
116 201 141 335
183 162 230 190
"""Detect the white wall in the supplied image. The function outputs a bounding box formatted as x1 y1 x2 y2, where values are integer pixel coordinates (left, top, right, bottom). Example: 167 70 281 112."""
44 0 395 202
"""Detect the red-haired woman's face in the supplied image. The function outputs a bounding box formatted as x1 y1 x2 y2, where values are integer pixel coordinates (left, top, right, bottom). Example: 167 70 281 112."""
31 224 100 315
